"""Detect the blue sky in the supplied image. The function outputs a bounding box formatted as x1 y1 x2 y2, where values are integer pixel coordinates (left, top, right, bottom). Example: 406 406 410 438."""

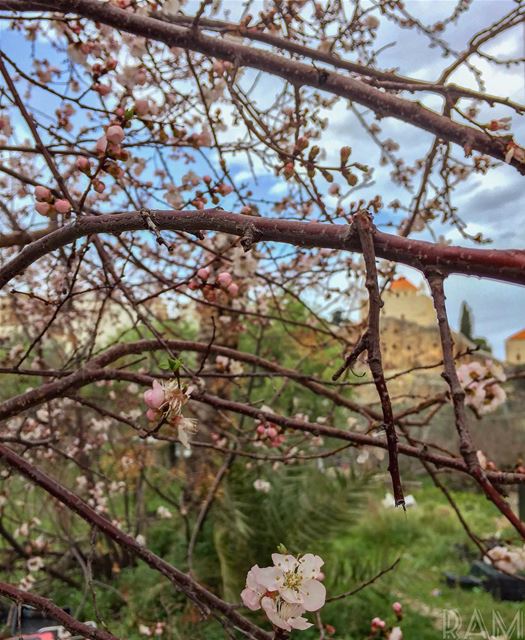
1 1 524 358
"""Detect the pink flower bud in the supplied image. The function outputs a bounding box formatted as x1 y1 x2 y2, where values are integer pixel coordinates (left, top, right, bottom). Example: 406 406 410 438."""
227 282 239 297
35 202 52 216
392 602 402 614
76 156 91 172
34 186 51 201
144 380 165 410
256 424 266 435
106 125 125 144
266 426 278 439
217 272 233 288
135 99 149 116
371 617 386 630
188 279 200 291
146 408 159 422
95 135 108 155
197 267 210 281
94 83 111 96
54 199 72 214
93 180 105 193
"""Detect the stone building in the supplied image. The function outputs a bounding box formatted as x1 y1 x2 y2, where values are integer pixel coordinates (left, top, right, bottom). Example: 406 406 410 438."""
357 276 478 372
506 329 525 365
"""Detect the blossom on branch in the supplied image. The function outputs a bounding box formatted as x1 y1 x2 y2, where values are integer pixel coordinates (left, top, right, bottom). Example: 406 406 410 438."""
241 552 326 631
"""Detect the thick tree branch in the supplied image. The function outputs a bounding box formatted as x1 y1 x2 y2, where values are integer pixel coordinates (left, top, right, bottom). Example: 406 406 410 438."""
1 209 525 289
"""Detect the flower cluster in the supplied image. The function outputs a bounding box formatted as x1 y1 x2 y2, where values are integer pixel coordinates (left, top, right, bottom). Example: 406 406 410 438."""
34 186 71 217
90 121 130 192
255 421 286 448
369 602 404 639
143 380 198 448
456 360 506 415
241 552 326 631
485 545 525 575
188 267 239 300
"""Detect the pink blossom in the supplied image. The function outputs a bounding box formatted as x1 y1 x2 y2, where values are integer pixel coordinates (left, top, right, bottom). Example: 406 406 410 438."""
94 83 111 96
135 99 149 116
144 380 166 410
106 124 125 144
266 426 278 439
217 272 233 288
146 408 160 422
261 597 312 631
76 156 91 172
392 601 402 615
54 199 72 214
371 617 386 630
35 202 52 216
35 186 51 201
95 135 108 155
227 282 239 297
93 180 106 193
197 267 210 281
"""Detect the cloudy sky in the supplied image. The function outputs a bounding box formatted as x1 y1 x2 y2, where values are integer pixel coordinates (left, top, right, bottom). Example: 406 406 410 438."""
1 0 523 358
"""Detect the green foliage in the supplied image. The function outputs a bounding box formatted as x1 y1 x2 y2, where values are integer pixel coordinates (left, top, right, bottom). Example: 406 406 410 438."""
459 301 473 340
195 462 367 603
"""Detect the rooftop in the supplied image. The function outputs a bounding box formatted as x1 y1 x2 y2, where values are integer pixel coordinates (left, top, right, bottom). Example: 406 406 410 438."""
508 328 525 341
390 277 418 293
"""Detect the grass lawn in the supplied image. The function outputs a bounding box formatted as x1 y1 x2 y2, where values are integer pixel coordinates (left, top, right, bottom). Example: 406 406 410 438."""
322 481 524 639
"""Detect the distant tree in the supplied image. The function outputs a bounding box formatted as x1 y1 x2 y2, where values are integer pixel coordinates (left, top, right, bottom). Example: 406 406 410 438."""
460 301 474 340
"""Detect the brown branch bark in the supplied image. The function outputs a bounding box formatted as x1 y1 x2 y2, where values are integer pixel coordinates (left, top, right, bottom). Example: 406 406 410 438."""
351 211 404 507
1 209 525 289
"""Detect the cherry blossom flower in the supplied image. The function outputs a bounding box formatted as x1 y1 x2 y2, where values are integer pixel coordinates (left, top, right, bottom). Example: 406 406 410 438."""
253 479 271 493
156 506 173 519
484 545 525 575
241 552 326 631
457 360 507 415
260 553 326 610
54 199 72 214
261 597 312 631
144 380 166 411
371 617 386 630
34 185 51 201
389 627 403 640
106 124 125 144
144 380 198 448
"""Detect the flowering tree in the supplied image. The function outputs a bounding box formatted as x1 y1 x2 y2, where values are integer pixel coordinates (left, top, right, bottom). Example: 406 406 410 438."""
0 0 524 638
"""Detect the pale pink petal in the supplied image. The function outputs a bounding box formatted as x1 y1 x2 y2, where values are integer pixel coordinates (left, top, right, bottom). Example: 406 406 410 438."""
272 553 299 572
253 566 281 591
261 597 291 631
298 553 324 579
289 615 313 630
300 579 326 611
280 586 303 605
241 587 261 611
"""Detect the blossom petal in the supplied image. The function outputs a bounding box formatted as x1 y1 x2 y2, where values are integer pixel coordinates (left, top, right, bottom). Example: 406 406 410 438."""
261 597 291 631
290 616 313 630
280 586 303 605
299 553 324 579
300 579 326 611
272 553 298 572
254 566 281 591
241 587 262 611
